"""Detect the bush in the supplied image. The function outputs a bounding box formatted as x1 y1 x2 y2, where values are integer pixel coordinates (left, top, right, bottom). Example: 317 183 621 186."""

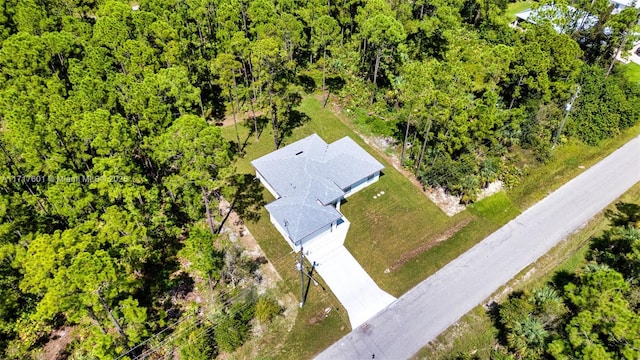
179 323 218 360
214 301 255 353
255 296 282 323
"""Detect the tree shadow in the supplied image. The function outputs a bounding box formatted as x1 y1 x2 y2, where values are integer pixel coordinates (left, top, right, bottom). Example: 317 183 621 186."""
605 202 640 227
218 174 266 233
203 82 226 122
245 115 269 144
487 290 525 347
297 74 316 93
324 76 346 107
169 272 195 301
279 109 311 142
551 270 577 292
138 242 184 330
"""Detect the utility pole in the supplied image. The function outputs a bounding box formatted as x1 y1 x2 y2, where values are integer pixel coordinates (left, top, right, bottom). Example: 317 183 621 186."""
553 85 581 149
297 246 305 308
285 218 305 308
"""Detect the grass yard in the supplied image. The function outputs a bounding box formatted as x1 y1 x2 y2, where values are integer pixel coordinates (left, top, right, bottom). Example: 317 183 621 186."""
619 62 640 83
505 0 535 21
222 98 476 358
414 181 640 359
221 96 639 359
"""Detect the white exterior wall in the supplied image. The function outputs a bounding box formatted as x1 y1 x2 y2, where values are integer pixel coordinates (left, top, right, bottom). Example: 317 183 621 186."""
342 171 380 198
270 214 299 251
299 223 333 248
256 170 280 199
270 214 335 252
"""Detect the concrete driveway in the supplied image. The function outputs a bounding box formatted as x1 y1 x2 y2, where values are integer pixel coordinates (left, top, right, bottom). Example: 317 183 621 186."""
303 219 396 329
316 137 640 359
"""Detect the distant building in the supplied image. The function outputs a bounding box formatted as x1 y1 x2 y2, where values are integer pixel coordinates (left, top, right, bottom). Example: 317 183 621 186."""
610 0 640 14
511 5 600 33
512 1 639 31
251 134 383 251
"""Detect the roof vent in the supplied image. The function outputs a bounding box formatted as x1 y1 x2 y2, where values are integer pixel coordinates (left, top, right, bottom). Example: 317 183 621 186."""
295 151 304 155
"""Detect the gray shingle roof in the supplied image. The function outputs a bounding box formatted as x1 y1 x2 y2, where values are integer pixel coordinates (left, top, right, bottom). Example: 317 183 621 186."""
251 134 383 243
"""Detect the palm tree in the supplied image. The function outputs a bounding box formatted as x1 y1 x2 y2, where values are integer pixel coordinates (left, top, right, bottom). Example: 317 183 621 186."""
507 315 549 359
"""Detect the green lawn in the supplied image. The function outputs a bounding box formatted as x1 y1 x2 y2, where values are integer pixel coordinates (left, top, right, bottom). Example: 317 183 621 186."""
505 0 535 21
222 98 476 358
619 62 640 84
224 98 481 293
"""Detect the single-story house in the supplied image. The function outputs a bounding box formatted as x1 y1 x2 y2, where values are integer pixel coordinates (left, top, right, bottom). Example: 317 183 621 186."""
251 134 384 252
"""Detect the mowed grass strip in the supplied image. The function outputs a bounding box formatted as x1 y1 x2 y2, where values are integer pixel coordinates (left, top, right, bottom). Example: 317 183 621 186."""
505 0 534 21
510 122 640 209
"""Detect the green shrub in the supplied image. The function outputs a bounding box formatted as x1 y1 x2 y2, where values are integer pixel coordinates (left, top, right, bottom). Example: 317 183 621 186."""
255 296 282 323
214 301 255 353
179 323 218 360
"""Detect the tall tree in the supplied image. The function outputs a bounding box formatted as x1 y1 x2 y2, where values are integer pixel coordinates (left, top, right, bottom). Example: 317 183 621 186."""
312 15 339 105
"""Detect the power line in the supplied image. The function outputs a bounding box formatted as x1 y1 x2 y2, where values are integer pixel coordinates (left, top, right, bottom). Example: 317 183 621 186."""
119 287 255 359
116 312 198 359
134 298 258 359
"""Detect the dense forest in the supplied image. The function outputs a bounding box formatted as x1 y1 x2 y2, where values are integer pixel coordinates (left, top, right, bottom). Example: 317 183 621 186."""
0 0 639 358
469 203 639 359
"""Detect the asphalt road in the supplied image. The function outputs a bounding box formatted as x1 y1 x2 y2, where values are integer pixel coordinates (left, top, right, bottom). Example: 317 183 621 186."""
316 136 640 360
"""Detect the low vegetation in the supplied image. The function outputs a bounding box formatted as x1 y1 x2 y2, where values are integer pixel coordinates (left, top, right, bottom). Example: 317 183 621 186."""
491 204 640 359
416 182 640 359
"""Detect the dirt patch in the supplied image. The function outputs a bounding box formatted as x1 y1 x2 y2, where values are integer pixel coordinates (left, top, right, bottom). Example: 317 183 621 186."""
218 199 284 295
216 199 301 358
214 109 266 128
40 326 76 360
388 217 474 272
423 187 466 216
477 181 504 201
307 307 332 325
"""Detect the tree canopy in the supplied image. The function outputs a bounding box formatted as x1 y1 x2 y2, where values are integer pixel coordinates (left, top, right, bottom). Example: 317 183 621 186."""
0 0 638 357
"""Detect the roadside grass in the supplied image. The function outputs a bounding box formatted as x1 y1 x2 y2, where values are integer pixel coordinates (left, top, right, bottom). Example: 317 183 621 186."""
339 168 475 296
505 1 534 20
508 122 640 210
413 181 640 360
618 61 640 83
385 193 521 295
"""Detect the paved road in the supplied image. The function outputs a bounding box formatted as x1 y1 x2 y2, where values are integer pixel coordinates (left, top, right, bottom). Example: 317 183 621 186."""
316 136 640 360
